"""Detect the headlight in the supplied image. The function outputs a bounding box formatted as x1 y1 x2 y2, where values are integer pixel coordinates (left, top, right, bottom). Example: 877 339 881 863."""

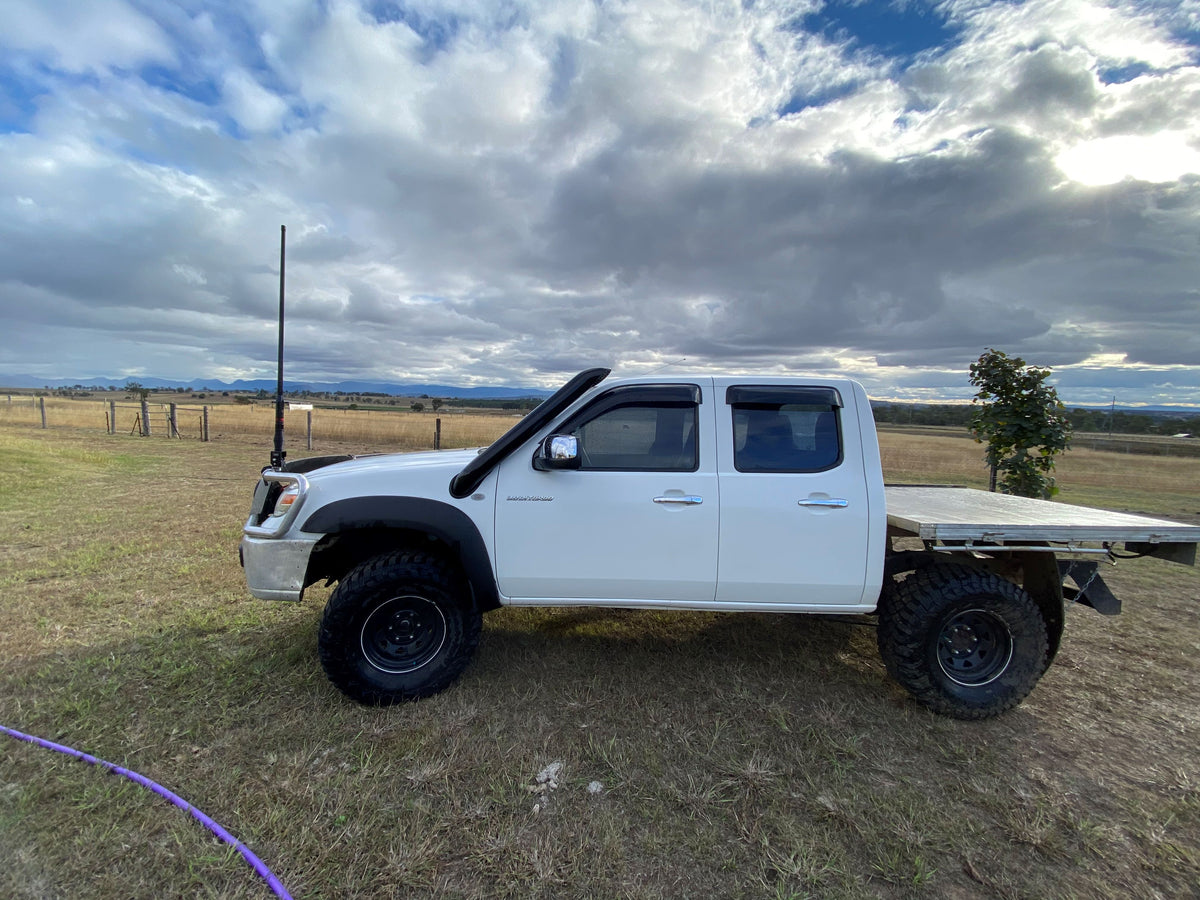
272 483 301 517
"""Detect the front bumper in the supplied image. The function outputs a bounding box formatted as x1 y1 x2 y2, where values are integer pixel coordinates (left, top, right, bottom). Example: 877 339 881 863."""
240 533 319 601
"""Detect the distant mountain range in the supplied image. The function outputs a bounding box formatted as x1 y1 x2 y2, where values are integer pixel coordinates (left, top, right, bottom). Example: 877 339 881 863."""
4 374 1197 413
0 374 553 400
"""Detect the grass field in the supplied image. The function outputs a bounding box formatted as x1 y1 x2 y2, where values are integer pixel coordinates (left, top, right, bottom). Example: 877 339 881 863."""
0 395 518 451
1 422 1198 899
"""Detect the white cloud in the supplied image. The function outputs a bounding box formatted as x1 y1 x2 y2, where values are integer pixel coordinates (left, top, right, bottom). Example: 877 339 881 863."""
222 70 289 133
0 0 175 73
0 0 1199 403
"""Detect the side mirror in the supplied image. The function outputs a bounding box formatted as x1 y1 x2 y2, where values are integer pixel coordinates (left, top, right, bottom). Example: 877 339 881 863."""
533 434 581 471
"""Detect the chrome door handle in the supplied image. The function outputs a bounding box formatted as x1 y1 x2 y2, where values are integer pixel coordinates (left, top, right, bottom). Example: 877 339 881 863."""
798 498 848 508
653 495 704 505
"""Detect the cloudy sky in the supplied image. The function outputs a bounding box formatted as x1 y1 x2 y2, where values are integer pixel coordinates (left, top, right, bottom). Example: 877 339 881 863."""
2 0 1199 404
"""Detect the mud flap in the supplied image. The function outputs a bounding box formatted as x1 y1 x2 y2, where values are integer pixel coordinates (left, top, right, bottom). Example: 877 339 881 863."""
1058 560 1121 615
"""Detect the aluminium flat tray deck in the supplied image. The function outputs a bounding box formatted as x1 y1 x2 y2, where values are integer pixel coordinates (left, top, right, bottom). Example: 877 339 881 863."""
884 486 1200 545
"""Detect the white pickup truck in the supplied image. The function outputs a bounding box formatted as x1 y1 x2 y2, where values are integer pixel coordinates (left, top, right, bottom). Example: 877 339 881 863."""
240 368 1200 719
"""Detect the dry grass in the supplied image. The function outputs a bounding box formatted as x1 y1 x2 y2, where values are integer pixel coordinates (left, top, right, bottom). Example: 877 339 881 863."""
1 425 1198 899
204 405 515 451
878 429 986 488
0 396 517 452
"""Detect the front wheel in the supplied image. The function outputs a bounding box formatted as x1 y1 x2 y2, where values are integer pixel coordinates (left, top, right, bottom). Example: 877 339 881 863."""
877 565 1048 719
318 551 482 705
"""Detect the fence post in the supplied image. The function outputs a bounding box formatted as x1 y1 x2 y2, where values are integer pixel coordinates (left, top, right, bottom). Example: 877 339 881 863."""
39 397 47 429
202 406 210 442
307 410 313 450
435 417 441 450
140 399 151 436
108 400 115 435
169 403 179 438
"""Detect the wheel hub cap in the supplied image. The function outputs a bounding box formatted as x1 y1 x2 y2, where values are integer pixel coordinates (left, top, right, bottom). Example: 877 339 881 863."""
361 596 448 674
936 609 1014 687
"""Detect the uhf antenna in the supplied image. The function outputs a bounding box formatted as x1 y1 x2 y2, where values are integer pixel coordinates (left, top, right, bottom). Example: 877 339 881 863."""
639 357 687 377
271 225 287 470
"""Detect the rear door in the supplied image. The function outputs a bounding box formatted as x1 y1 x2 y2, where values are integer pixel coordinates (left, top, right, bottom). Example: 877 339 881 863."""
714 382 872 609
494 381 719 603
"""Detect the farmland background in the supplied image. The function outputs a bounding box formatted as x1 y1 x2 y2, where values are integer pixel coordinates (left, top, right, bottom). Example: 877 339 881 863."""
1 405 1198 899
0 393 520 451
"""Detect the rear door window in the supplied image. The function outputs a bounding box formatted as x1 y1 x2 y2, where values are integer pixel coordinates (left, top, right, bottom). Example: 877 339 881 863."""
727 386 842 473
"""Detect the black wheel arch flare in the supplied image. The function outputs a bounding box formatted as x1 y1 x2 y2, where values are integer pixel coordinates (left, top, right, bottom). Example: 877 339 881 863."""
300 497 501 612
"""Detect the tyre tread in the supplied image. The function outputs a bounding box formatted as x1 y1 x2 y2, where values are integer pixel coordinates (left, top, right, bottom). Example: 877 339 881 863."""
318 549 482 705
877 564 1048 720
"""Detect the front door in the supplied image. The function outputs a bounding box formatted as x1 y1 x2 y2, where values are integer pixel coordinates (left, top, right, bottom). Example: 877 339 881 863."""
494 382 718 604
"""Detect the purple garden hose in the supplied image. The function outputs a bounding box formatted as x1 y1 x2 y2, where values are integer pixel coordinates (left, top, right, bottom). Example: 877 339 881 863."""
1 724 293 900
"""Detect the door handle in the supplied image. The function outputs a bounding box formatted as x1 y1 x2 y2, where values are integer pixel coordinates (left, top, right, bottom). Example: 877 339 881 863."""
798 498 848 508
653 495 704 505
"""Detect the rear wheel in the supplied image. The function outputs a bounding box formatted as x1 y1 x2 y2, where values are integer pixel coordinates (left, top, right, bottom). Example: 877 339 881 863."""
318 551 481 705
877 565 1048 719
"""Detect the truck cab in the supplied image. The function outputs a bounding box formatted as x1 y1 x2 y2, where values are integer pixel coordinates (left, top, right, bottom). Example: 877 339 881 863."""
489 375 885 612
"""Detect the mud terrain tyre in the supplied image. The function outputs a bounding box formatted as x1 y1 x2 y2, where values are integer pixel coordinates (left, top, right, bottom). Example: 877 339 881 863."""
877 565 1048 720
318 551 481 705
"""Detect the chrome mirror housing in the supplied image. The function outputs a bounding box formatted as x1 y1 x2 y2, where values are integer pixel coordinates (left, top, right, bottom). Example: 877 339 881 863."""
534 434 580 470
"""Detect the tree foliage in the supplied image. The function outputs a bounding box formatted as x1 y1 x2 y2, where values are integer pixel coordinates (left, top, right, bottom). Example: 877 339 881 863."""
969 349 1072 499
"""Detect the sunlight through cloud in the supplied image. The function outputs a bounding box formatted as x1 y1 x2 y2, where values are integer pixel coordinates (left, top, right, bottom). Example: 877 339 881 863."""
1057 133 1200 186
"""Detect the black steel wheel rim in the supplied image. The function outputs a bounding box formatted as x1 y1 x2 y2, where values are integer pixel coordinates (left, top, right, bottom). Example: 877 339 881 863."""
360 596 448 674
936 608 1013 686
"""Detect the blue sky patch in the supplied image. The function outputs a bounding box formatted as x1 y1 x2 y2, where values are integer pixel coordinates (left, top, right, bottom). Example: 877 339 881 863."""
368 2 462 62
778 80 860 116
1098 62 1153 85
801 0 960 61
1130 0 1200 60
1168 22 1200 57
0 66 40 134
140 65 222 107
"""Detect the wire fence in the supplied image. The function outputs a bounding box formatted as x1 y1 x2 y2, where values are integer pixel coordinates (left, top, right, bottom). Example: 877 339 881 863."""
0 394 514 452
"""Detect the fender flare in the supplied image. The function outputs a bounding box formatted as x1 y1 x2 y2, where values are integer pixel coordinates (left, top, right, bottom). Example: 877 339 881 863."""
301 497 500 611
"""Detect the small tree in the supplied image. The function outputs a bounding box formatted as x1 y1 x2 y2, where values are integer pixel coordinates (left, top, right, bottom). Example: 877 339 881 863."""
431 397 443 412
124 381 150 402
410 401 425 413
969 349 1072 499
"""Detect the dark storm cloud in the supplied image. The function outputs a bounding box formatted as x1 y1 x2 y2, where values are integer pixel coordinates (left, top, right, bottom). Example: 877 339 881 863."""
530 127 1111 360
